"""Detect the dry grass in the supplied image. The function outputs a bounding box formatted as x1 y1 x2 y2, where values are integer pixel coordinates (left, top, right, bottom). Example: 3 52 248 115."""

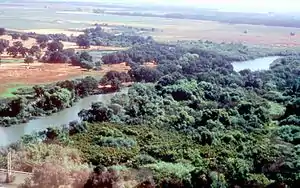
151 20 300 47
0 35 37 49
0 62 131 94
9 29 83 37
0 34 127 94
85 17 300 47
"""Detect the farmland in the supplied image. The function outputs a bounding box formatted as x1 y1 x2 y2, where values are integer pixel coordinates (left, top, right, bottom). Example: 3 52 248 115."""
1 2 300 47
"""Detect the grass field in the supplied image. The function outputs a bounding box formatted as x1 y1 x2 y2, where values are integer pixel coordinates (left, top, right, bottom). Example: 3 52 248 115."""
1 58 24 64
6 14 300 47
0 84 31 98
0 62 131 98
2 4 300 47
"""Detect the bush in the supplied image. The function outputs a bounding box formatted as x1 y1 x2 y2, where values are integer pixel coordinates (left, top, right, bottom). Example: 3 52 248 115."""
143 162 195 183
24 56 34 64
132 154 157 167
84 167 120 188
20 34 29 41
98 137 137 148
11 33 20 40
18 163 71 188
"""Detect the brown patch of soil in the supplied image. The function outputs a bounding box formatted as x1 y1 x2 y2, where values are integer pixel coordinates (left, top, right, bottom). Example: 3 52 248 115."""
0 62 131 93
10 29 84 37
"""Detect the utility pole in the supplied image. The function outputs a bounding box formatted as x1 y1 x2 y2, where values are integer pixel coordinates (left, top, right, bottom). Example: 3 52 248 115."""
6 150 12 183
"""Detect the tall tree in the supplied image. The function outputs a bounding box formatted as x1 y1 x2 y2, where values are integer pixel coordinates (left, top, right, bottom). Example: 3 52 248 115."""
0 28 5 36
20 34 29 41
29 45 42 59
36 35 49 44
76 34 90 49
19 47 29 58
0 39 9 59
13 41 23 48
47 41 64 52
6 46 19 58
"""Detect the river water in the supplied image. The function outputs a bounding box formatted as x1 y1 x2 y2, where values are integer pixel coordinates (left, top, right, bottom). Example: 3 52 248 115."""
0 91 125 146
0 56 281 146
231 56 281 72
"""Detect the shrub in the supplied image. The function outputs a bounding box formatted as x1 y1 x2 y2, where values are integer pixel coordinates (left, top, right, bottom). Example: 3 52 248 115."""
98 137 137 148
20 34 29 41
143 162 195 183
18 163 71 188
24 56 34 65
83 167 120 188
132 154 157 167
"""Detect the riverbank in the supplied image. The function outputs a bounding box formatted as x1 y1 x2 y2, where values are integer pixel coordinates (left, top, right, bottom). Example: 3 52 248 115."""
0 89 128 146
232 56 282 72
0 56 283 146
0 76 125 128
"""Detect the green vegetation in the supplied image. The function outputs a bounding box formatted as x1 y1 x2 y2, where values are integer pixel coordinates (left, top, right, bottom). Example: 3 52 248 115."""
74 43 300 186
0 84 31 98
0 26 300 187
1 58 24 63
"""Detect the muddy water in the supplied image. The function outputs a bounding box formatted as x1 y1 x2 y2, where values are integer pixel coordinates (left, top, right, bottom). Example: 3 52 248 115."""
0 90 127 146
0 56 282 146
232 56 281 72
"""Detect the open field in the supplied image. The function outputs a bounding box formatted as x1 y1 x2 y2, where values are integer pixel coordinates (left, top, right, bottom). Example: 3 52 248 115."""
0 33 126 97
0 35 125 53
0 62 131 97
2 3 300 47
9 28 84 37
151 20 300 47
5 15 300 47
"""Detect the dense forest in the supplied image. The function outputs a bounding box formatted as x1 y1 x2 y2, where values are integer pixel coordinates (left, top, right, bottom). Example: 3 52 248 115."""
0 26 300 187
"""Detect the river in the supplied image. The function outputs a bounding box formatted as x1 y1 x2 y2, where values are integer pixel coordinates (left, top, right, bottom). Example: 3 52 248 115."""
0 56 281 146
231 56 281 72
0 90 125 146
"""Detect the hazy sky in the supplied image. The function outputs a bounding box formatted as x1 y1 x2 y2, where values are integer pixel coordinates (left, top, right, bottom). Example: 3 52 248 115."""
123 0 300 13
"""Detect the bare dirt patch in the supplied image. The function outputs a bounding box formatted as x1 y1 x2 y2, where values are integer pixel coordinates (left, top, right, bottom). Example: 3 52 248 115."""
0 62 131 94
9 29 84 37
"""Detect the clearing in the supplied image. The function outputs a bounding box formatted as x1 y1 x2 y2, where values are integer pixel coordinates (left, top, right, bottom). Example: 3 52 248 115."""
0 34 127 97
2 3 300 47
9 28 84 37
0 62 131 97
